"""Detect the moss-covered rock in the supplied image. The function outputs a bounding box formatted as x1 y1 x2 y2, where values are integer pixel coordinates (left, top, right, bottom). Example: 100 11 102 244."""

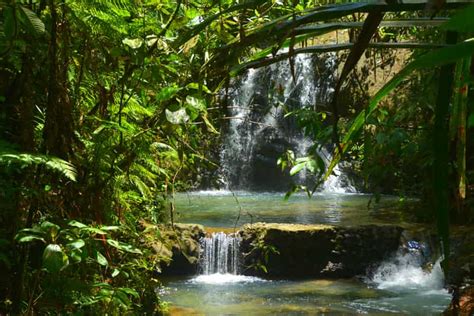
139 221 205 276
239 222 403 278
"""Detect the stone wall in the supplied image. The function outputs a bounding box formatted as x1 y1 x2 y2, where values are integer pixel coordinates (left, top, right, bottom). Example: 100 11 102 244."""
239 223 403 278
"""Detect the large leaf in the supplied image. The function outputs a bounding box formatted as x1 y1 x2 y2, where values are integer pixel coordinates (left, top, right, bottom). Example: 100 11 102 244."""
43 244 69 273
442 3 474 33
18 6 45 36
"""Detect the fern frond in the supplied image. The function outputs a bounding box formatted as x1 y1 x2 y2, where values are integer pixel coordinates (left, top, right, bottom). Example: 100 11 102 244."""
0 152 77 181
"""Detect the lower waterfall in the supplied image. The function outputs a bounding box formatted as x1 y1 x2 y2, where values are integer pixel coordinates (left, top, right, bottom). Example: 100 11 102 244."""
199 232 241 275
193 232 261 284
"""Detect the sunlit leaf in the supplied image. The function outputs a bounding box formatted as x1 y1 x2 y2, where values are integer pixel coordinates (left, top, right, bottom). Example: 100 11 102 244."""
95 251 108 266
165 108 189 124
43 244 69 273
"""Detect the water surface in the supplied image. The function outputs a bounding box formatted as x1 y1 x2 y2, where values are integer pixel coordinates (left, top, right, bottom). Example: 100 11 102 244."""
174 191 415 228
162 261 450 315
165 191 450 315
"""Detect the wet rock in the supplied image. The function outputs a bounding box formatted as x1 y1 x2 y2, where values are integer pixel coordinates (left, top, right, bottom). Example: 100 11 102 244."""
239 222 403 278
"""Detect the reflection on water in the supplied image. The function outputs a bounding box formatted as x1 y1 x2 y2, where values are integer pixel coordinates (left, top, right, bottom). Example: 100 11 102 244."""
174 191 411 228
162 273 450 315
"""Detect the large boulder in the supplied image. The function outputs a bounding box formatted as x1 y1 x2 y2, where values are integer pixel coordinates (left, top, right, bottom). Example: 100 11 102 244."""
152 223 205 275
239 223 403 278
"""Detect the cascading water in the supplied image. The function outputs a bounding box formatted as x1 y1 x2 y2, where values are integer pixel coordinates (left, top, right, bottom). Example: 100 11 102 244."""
219 53 355 192
370 248 446 291
199 232 241 275
193 232 261 284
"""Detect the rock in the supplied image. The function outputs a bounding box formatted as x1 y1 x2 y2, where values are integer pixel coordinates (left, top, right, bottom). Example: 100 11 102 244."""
444 286 474 316
239 222 403 278
155 223 205 276
446 227 474 286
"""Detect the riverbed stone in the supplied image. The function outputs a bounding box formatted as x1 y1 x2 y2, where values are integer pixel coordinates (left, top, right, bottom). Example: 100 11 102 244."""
239 222 403 278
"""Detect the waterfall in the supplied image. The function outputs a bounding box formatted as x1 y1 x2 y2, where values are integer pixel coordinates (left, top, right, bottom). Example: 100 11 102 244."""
219 53 355 192
199 232 241 275
368 241 446 292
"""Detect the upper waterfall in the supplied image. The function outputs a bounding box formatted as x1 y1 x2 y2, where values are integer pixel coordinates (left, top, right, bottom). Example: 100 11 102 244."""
218 53 355 192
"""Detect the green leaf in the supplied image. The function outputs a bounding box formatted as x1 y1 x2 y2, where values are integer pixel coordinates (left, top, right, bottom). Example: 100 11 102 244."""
120 287 139 298
442 4 474 33
156 85 181 102
18 6 45 36
186 82 212 94
67 239 85 250
43 244 69 273
106 239 142 254
290 162 306 176
99 225 120 231
68 220 87 228
112 268 120 277
16 235 46 243
41 221 60 239
95 251 108 266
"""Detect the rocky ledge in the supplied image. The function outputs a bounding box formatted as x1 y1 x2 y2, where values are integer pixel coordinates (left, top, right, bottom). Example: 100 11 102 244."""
239 222 403 278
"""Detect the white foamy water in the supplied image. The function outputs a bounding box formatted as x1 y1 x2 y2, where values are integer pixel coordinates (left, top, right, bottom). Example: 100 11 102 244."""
371 251 446 293
191 273 264 284
200 232 241 275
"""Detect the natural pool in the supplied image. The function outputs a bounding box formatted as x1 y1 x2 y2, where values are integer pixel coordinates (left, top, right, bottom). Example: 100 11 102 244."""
173 191 416 228
163 191 451 315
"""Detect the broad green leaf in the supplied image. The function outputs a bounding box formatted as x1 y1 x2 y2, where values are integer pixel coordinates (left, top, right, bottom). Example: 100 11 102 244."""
67 239 85 250
83 227 107 235
290 162 306 176
43 244 69 273
41 221 60 239
95 251 108 266
120 287 139 298
442 4 474 33
16 235 46 243
112 268 120 277
68 220 87 228
156 85 181 102
106 239 142 254
70 249 82 263
19 6 45 35
186 82 212 94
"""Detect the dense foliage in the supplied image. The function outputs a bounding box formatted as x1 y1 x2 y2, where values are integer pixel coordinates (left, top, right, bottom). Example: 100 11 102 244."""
1 0 474 313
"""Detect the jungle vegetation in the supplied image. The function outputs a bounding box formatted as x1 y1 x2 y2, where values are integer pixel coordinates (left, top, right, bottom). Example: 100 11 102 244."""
0 0 474 314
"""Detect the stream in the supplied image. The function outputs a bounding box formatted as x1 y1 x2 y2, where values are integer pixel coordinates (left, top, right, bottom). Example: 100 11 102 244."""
161 191 451 315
